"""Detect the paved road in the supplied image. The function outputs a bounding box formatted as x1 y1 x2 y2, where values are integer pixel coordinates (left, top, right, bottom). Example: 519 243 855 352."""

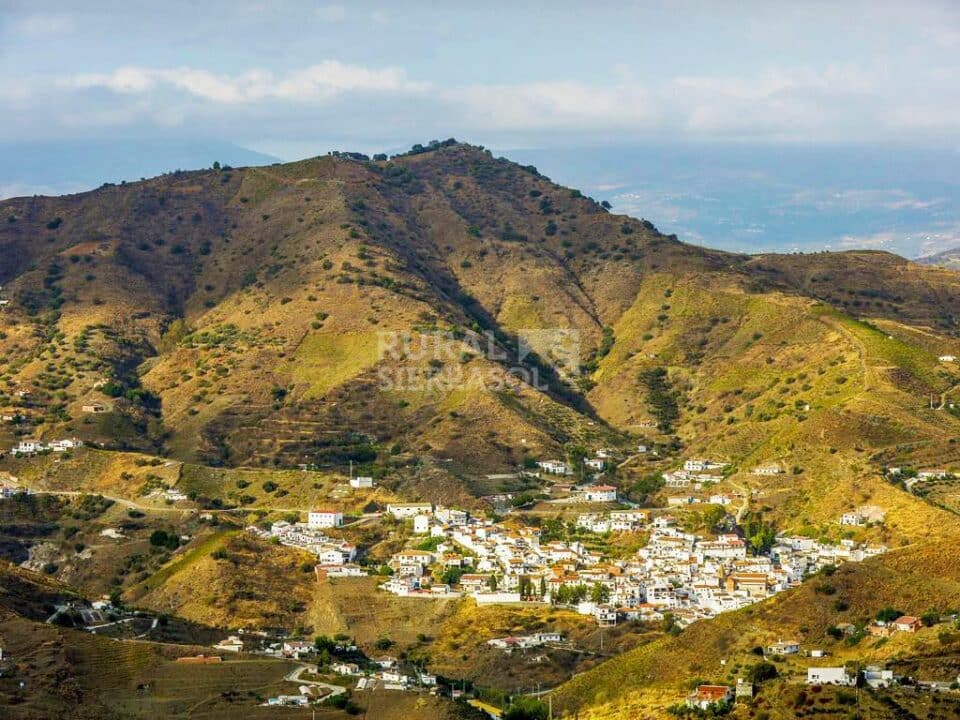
727 479 751 523
26 488 384 520
284 663 347 698
29 489 191 513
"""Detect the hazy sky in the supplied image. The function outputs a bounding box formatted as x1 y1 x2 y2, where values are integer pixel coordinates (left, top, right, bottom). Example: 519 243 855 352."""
2 1 958 158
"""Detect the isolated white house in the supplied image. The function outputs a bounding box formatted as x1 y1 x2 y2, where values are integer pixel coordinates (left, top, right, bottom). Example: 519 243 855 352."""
807 667 854 686
350 475 374 489
766 640 800 655
752 464 783 476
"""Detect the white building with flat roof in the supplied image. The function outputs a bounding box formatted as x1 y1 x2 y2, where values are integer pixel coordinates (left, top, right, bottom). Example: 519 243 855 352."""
807 667 854 686
308 509 343 528
387 503 433 519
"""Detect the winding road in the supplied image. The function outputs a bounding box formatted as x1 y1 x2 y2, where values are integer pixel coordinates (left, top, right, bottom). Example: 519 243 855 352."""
284 663 347 698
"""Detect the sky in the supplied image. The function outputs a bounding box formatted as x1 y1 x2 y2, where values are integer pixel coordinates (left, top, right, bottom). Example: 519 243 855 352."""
2 0 959 158
1 1 958 256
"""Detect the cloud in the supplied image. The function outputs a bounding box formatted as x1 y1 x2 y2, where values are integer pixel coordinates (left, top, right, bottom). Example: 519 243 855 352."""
4 55 957 147
445 81 655 130
669 65 884 139
65 61 429 104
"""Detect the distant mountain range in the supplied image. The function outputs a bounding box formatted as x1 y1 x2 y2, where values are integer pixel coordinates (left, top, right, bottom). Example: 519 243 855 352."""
916 245 960 269
0 138 278 200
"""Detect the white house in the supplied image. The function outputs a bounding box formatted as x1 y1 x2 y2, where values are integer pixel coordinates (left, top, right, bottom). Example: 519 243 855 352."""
49 438 83 452
585 458 606 471
839 512 864 527
537 460 572 475
282 640 314 658
752 464 783 476
413 515 431 534
435 507 468 525
863 666 894 688
939 355 957 362
11 440 45 456
332 662 360 675
419 672 437 686
807 667 854 686
684 459 726 473
350 475 375 489
766 640 800 655
583 485 617 502
594 604 617 626
214 636 244 653
307 509 344 529
687 685 734 710
387 503 433 519
663 471 691 488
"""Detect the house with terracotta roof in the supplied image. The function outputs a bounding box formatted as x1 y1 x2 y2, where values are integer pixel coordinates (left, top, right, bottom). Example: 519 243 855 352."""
583 485 617 502
892 615 922 633
687 685 733 710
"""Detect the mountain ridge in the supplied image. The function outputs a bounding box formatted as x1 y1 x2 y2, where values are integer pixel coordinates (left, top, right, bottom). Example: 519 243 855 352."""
3 141 960 511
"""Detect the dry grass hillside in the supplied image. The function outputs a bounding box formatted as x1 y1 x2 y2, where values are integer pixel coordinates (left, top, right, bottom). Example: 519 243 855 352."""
5 143 960 497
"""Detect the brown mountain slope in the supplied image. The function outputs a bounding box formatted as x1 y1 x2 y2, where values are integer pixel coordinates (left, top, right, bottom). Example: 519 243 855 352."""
3 142 960 511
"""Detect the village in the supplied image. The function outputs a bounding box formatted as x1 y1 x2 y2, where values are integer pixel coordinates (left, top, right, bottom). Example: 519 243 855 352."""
241 454 891 635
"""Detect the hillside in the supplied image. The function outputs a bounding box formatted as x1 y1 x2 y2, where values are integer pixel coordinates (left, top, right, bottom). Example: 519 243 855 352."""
4 143 960 515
